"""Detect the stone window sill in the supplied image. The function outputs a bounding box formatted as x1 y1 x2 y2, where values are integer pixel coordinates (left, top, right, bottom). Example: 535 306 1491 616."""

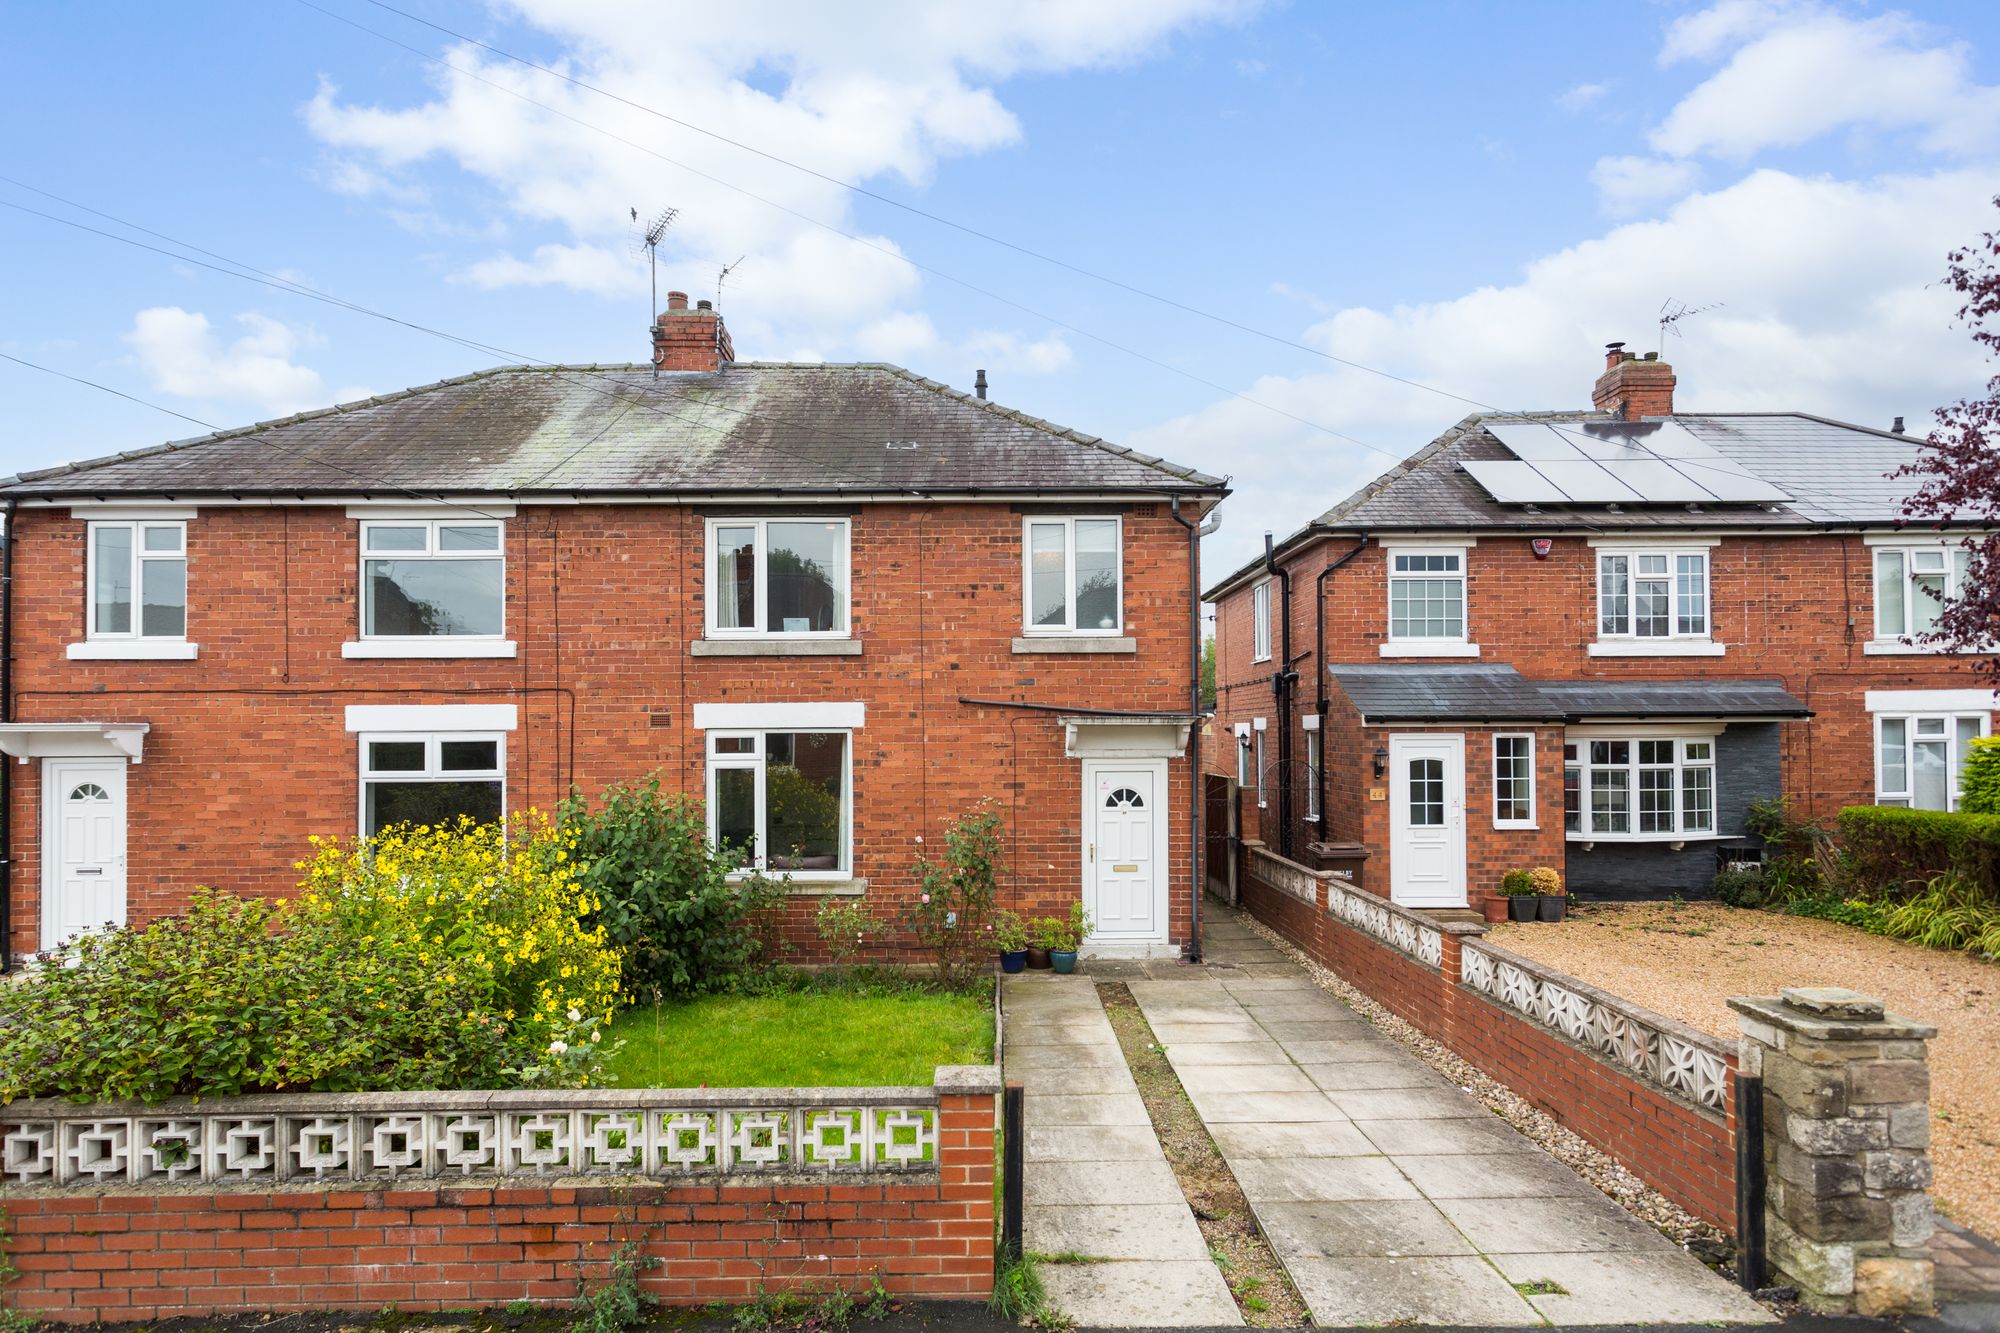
343 640 518 659
67 640 199 661
1587 640 1726 658
1862 640 1988 656
691 639 863 657
728 876 866 897
1011 636 1137 655
1378 640 1480 659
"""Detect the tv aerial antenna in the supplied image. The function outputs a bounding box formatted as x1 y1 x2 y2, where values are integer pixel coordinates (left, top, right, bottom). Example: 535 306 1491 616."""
1658 298 1723 354
631 206 679 374
716 254 745 309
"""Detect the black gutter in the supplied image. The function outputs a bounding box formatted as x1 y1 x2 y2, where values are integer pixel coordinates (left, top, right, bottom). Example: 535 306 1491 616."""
1170 497 1204 965
1 498 14 972
1313 535 1370 836
1263 533 1298 858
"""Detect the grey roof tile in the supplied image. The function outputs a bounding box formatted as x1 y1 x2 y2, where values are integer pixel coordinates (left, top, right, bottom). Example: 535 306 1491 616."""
1533 678 1810 720
1326 664 1811 724
0 362 1224 498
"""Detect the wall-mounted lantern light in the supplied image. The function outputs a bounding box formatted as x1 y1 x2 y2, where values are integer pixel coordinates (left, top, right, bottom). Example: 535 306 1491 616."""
1372 745 1388 779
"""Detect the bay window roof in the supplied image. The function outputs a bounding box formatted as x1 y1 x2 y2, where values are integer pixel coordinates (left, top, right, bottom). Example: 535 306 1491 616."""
1327 663 1809 726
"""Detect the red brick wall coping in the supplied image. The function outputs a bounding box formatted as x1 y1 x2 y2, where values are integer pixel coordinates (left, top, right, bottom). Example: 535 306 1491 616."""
0 1069 1001 1321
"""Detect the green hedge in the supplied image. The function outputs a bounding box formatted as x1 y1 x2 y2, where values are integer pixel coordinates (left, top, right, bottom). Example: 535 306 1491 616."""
1836 805 2000 899
1962 735 2000 815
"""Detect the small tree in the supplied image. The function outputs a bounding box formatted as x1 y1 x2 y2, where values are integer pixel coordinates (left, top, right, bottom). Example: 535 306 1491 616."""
908 803 1006 988
1894 195 2000 672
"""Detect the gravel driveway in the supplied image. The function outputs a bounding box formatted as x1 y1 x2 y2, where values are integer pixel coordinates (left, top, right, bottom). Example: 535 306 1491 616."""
1491 901 2000 1245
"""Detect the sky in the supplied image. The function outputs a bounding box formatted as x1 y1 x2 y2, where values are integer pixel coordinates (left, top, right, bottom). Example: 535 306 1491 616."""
3 0 1998 580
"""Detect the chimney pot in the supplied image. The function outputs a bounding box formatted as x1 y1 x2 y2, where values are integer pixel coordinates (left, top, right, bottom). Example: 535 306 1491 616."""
666 290 689 311
974 368 988 401
1892 416 1906 434
696 299 712 311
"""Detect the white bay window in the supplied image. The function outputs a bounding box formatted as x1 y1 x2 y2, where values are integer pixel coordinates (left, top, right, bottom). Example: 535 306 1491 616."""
1563 734 1716 840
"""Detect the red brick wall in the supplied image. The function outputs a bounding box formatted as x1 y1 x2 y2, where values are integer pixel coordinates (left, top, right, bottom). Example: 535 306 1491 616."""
7 503 1201 959
1210 530 1987 888
2 1096 996 1323
1238 855 1737 1232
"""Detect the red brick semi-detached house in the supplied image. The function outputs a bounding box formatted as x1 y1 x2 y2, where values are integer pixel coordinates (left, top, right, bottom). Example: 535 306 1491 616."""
0 291 1226 964
1205 342 1992 907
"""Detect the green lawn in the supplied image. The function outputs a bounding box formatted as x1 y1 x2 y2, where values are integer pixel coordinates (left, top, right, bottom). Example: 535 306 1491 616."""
602 986 994 1088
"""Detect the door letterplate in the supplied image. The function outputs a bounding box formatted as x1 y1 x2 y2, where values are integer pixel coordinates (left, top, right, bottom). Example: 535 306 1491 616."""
1112 863 1139 873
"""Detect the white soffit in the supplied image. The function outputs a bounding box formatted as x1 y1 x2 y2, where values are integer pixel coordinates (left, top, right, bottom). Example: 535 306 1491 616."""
1864 688 1997 713
345 704 520 732
0 722 149 764
1062 716 1191 759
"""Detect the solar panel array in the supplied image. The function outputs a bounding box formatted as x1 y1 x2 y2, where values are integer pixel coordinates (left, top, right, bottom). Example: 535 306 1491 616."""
1461 419 1792 506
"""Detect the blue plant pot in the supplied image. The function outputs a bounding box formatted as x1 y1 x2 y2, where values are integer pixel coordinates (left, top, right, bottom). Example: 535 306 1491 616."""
999 950 1028 974
1050 950 1078 975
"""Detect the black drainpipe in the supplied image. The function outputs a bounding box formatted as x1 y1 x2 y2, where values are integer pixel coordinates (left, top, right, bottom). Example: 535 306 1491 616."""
1314 534 1370 837
1263 533 1298 858
1 498 16 973
1171 495 1205 963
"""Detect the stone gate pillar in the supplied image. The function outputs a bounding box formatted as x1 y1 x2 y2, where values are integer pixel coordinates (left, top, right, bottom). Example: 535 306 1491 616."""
1729 987 1936 1316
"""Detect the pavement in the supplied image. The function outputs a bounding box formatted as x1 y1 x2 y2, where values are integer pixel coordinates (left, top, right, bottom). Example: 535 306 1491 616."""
1002 906 1774 1327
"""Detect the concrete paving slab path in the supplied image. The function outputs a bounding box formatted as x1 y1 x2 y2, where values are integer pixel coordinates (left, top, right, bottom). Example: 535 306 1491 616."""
1126 905 1776 1327
1002 971 1240 1328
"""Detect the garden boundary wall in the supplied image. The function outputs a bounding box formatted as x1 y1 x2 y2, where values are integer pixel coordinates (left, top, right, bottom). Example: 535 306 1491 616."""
0 1069 999 1322
1237 841 1739 1230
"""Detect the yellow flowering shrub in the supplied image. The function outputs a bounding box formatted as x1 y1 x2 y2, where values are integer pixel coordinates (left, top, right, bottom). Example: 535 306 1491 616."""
296 812 622 1049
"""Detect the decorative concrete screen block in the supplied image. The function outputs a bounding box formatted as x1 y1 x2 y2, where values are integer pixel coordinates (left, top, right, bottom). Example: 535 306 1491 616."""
1249 846 1320 906
1464 941 1731 1113
0 1087 944 1189
1325 876 1445 971
1731 988 1937 1317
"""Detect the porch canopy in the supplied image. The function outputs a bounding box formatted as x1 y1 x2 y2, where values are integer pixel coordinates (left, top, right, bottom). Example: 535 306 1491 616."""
0 721 150 763
1327 664 1810 725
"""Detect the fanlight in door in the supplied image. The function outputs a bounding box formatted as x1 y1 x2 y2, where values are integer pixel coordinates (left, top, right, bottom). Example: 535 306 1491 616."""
1104 787 1145 809
68 783 110 803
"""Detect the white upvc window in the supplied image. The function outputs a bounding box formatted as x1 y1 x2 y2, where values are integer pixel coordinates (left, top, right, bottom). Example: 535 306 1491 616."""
1386 547 1467 644
1493 733 1535 828
357 732 505 837
1235 726 1250 786
359 518 506 641
1875 713 1989 810
1562 734 1717 841
1872 542 1971 644
87 520 187 642
708 516 851 637
1024 516 1122 635
1597 549 1710 643
706 729 852 878
1304 724 1322 822
1251 579 1272 662
1253 719 1267 808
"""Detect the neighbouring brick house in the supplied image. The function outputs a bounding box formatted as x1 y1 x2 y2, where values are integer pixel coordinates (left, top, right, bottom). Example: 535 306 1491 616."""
1206 344 1993 906
0 292 1224 963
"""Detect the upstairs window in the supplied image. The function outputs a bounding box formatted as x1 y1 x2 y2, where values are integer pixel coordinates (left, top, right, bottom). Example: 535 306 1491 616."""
706 730 850 877
1387 550 1466 640
1598 550 1708 640
709 517 850 637
1024 517 1121 635
1876 713 1988 810
359 733 504 837
88 521 186 640
362 520 504 639
1563 735 1715 839
1874 545 1971 641
1252 579 1272 662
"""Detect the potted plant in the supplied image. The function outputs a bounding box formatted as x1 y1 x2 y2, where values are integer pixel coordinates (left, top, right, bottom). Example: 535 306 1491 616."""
994 910 1029 974
1046 902 1091 974
1531 866 1567 922
1473 883 1510 924
1025 916 1056 970
1501 868 1538 922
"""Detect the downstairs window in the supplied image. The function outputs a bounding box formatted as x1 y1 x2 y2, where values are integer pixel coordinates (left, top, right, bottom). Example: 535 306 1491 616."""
359 733 504 836
1562 735 1715 839
706 730 850 877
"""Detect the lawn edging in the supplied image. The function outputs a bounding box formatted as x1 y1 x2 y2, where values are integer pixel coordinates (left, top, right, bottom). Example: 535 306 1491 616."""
0 1066 1001 1322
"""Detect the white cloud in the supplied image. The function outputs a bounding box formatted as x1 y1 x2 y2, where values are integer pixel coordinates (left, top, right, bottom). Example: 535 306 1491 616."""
847 309 1072 375
124 308 333 414
1651 3 2000 160
1135 168 1997 576
1557 81 1608 112
305 0 1251 360
1590 155 1703 214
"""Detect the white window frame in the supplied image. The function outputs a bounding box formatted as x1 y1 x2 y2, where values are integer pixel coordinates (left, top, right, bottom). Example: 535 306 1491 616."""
1382 545 1476 657
355 731 506 838
1561 728 1719 843
1590 544 1722 657
354 516 510 652
705 515 853 639
1234 723 1250 786
705 728 854 881
1253 718 1267 809
1303 722 1322 822
1493 732 1536 829
1251 579 1272 662
84 519 188 643
1021 515 1123 636
1867 536 1976 653
1873 711 1990 810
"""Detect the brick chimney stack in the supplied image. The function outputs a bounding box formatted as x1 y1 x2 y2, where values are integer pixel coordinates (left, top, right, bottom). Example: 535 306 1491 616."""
1591 341 1676 420
650 290 735 373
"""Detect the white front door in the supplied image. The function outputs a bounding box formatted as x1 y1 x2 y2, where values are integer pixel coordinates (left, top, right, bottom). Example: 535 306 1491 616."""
1085 762 1166 946
1388 734 1466 908
43 759 128 948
